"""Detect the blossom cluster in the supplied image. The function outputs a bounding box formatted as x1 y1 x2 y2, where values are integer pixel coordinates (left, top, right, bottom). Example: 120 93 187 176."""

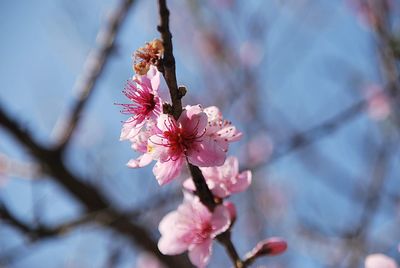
119 40 286 267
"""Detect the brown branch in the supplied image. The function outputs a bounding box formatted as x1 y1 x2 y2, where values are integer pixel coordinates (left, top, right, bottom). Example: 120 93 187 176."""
157 1 245 267
52 0 135 152
157 0 182 119
0 201 61 241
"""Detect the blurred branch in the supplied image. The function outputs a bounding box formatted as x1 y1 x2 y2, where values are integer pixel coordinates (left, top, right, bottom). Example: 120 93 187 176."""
52 0 135 152
345 143 391 268
0 103 190 268
0 201 62 241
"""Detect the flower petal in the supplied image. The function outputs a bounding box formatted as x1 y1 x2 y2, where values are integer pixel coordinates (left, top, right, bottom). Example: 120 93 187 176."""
188 239 212 268
210 205 231 237
126 153 153 168
153 157 184 185
229 170 252 194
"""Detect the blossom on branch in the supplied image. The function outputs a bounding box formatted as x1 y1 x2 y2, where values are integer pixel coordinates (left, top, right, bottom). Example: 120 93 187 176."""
158 195 231 268
149 105 241 185
184 156 252 198
119 66 162 141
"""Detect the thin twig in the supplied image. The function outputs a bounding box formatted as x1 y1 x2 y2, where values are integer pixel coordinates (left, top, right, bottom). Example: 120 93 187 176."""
52 0 135 152
157 0 182 119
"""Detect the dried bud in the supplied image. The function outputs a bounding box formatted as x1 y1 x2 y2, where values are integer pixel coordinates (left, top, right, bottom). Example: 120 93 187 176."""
244 237 287 262
134 61 150 75
133 39 164 75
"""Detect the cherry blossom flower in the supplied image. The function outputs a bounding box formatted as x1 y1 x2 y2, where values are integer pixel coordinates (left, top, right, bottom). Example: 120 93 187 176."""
184 156 251 198
203 106 242 155
158 196 231 268
149 105 241 185
365 253 398 268
119 66 162 141
126 127 154 168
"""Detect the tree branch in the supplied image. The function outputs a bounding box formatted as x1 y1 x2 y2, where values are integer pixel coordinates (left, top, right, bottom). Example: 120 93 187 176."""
52 0 136 152
157 0 182 119
157 1 245 267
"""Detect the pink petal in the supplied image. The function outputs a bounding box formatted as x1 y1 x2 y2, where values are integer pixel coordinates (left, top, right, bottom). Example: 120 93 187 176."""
210 205 231 237
365 254 398 268
183 178 196 192
225 156 239 176
148 66 161 93
120 119 144 140
210 184 230 198
158 211 190 255
187 137 226 167
153 157 184 185
156 114 173 132
204 106 222 122
223 201 237 222
188 239 212 268
158 233 188 255
179 105 208 136
229 170 252 194
126 153 153 168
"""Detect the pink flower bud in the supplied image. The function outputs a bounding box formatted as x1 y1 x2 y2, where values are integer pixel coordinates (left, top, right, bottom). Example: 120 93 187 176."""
245 237 287 261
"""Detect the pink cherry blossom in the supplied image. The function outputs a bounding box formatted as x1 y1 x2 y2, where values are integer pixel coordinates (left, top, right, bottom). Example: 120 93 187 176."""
365 254 398 268
184 156 252 198
126 127 154 168
203 106 242 158
149 105 240 185
119 66 162 141
158 196 231 268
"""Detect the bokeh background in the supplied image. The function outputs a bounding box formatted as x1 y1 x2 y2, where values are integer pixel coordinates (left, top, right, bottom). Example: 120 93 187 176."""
0 0 399 267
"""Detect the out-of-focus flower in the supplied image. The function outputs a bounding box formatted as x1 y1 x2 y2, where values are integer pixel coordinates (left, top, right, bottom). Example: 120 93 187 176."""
365 84 391 121
149 105 241 185
245 132 273 167
365 253 398 268
119 66 162 141
158 196 231 268
239 41 264 67
133 39 164 75
136 252 166 268
184 156 252 198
